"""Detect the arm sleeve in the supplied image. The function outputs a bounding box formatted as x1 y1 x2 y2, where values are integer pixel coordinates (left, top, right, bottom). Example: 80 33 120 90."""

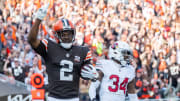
89 80 100 100
80 47 92 79
129 94 139 101
83 47 92 64
33 39 48 58
128 65 136 82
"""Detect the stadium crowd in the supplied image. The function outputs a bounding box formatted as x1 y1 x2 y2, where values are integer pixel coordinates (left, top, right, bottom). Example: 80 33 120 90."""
0 0 180 100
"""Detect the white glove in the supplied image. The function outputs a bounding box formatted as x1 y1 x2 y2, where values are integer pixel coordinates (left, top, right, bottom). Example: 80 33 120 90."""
35 3 50 20
89 80 100 100
81 64 99 80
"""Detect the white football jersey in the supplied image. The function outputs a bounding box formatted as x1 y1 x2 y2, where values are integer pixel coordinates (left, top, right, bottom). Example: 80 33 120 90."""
96 59 135 101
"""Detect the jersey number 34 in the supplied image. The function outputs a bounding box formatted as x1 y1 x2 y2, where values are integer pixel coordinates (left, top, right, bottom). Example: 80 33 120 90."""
108 75 128 94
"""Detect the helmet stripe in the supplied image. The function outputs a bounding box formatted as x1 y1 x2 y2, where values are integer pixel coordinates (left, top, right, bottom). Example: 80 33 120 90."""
66 19 70 27
61 19 66 29
62 19 70 29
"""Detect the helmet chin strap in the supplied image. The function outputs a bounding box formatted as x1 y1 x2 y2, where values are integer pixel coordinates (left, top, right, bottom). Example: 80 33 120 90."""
56 34 73 49
60 43 72 49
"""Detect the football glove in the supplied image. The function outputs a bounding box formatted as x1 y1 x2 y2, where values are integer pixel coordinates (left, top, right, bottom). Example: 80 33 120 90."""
35 3 50 20
81 64 99 80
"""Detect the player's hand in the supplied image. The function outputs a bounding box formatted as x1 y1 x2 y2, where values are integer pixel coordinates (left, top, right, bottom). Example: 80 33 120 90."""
35 3 50 20
81 64 99 80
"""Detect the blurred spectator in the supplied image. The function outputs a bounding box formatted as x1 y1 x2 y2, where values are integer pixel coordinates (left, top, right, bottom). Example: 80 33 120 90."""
24 67 34 90
23 44 35 66
3 56 25 82
0 48 7 74
167 50 180 88
137 79 151 99
164 77 180 99
0 9 2 16
79 79 90 101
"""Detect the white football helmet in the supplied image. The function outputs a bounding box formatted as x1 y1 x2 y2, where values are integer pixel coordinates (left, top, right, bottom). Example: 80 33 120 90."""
108 41 133 66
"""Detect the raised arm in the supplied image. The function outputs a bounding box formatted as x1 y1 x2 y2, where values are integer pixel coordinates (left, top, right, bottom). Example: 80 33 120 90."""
28 3 49 48
28 19 41 48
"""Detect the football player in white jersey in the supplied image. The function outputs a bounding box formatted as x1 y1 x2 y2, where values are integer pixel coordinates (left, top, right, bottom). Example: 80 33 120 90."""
81 41 138 101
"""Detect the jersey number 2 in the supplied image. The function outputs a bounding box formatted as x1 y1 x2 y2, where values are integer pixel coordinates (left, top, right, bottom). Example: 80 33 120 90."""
60 60 73 81
108 75 128 94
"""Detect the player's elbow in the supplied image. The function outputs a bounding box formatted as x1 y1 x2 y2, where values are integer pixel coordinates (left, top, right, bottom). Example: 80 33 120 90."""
27 34 40 48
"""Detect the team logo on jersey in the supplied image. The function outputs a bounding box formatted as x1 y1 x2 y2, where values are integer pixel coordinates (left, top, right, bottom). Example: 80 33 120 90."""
74 56 80 62
111 42 118 49
66 53 70 58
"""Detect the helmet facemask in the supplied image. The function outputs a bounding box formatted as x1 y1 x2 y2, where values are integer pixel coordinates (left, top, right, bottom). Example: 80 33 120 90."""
120 49 133 66
108 41 133 67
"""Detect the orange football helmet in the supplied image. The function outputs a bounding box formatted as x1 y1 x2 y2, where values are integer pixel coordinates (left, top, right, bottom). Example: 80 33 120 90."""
53 18 75 49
